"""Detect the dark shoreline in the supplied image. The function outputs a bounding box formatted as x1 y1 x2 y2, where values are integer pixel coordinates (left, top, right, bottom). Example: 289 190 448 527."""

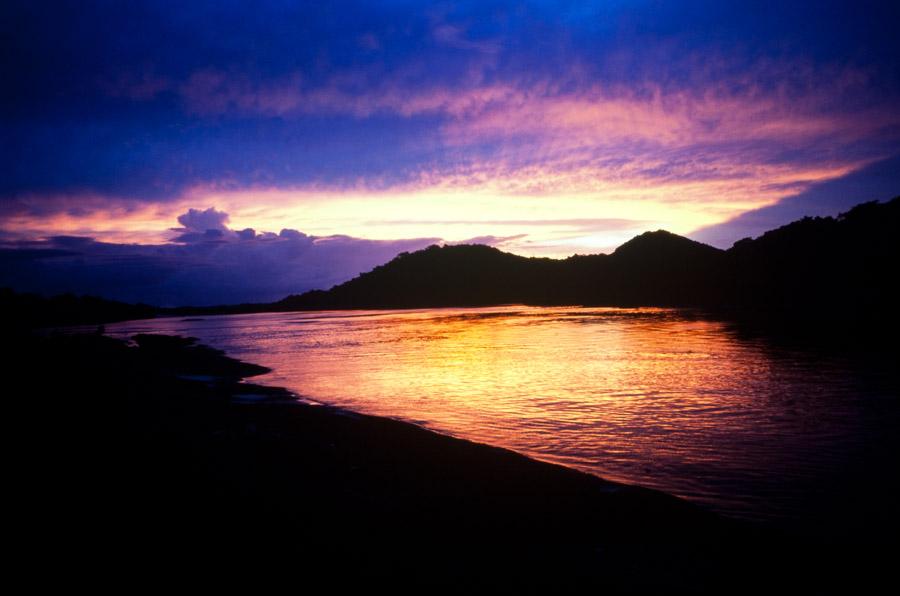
11 329 894 589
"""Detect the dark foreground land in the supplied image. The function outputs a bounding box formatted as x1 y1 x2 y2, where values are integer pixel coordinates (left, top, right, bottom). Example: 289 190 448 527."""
10 331 893 590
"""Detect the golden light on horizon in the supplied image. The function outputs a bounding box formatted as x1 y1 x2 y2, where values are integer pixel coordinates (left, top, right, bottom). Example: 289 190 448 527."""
0 157 868 255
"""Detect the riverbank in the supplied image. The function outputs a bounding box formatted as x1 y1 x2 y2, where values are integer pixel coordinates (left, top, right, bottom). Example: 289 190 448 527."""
9 330 884 590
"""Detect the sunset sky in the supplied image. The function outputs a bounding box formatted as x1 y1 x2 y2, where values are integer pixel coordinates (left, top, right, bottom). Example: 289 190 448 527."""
3 1 900 305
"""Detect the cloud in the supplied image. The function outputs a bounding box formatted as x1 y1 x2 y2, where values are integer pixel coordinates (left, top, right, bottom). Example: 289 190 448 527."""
0 207 440 306
177 207 230 232
447 234 527 247
368 218 644 230
170 207 241 243
8 58 898 233
431 23 500 54
3 0 900 259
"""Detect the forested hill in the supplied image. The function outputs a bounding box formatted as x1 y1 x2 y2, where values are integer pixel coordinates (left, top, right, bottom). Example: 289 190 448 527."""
275 197 899 315
277 230 724 310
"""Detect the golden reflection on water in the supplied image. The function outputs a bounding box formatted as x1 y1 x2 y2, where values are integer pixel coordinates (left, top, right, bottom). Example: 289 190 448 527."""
107 306 878 525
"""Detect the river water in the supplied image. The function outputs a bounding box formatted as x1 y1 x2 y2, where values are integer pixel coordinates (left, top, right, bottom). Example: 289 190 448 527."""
106 306 899 532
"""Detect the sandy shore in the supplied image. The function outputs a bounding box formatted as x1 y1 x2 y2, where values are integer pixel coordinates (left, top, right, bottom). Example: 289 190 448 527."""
11 330 882 590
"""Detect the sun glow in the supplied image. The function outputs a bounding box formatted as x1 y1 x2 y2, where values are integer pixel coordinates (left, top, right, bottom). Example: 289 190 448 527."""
2 158 862 255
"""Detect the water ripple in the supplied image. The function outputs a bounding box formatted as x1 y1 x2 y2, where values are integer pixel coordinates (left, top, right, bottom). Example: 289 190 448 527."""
107 306 900 533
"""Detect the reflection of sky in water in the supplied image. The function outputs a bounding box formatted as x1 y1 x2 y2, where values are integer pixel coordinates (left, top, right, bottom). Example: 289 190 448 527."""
107 306 899 531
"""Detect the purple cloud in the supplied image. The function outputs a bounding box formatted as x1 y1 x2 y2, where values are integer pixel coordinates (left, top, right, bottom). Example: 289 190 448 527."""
177 207 230 232
1 208 440 306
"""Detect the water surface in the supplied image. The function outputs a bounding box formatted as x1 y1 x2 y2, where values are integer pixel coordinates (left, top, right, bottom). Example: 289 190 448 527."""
106 306 899 531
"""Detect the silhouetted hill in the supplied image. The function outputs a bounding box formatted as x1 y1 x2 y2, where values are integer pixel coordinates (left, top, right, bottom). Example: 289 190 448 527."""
722 199 899 317
276 228 728 310
613 230 720 261
278 244 564 309
604 230 724 305
275 198 897 319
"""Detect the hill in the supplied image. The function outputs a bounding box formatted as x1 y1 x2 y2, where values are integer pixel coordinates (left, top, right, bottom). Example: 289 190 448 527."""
276 229 727 310
275 198 898 320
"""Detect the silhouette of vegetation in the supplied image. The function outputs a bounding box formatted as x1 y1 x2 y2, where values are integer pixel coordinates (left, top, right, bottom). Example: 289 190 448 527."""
721 199 899 320
275 198 898 325
273 232 726 310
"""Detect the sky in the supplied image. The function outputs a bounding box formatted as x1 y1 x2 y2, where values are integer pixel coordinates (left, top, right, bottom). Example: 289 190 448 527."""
2 0 900 305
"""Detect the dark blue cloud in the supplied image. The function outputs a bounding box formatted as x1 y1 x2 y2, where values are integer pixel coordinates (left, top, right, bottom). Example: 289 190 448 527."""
177 207 230 232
